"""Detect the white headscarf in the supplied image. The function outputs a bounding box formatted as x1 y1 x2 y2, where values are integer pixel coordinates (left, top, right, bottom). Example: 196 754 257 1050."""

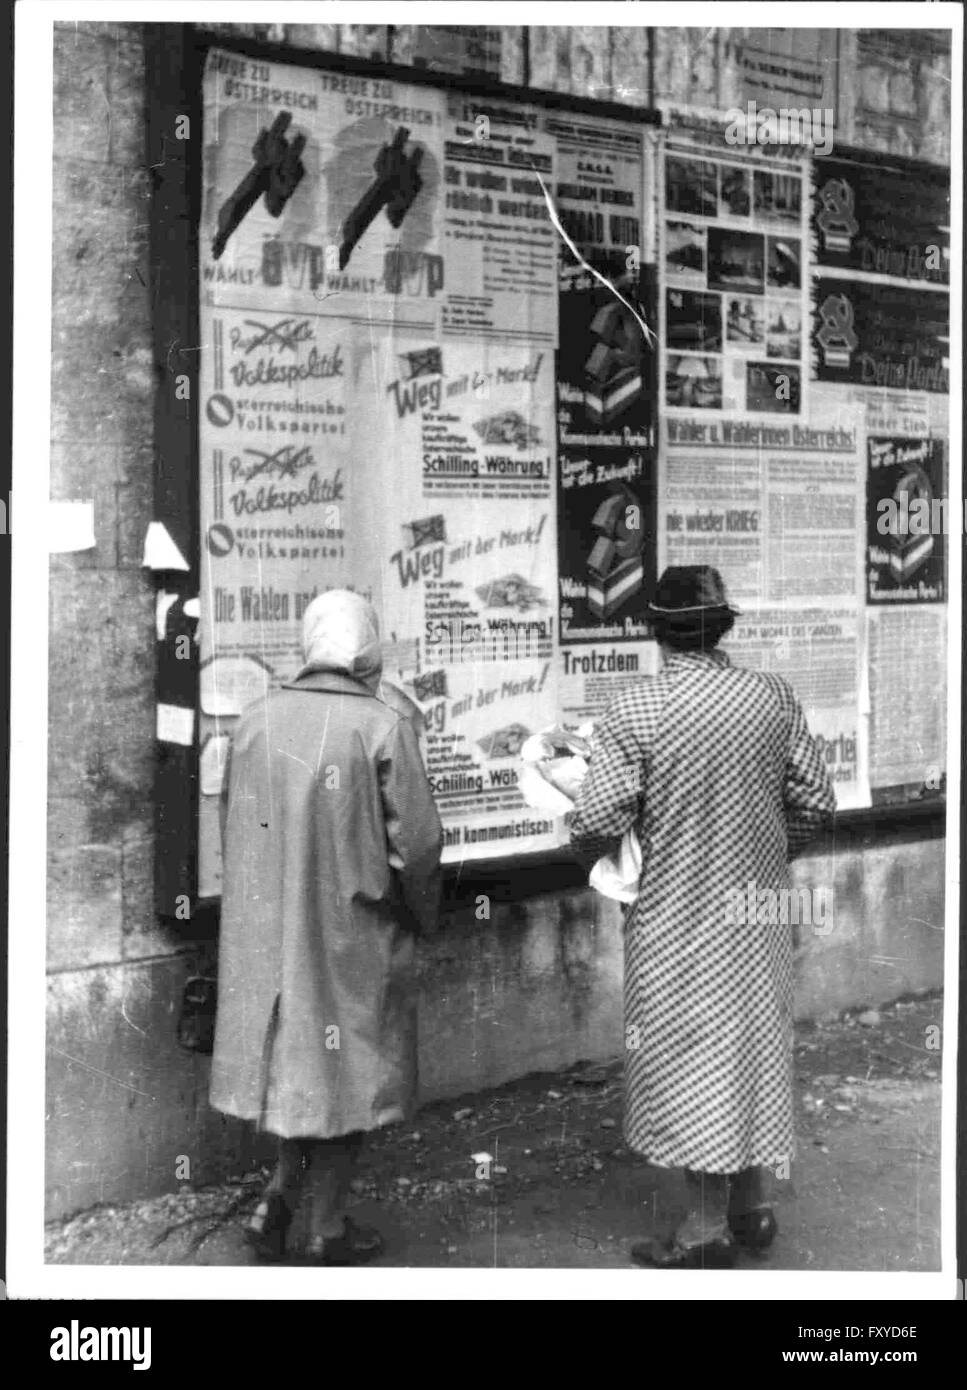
298 589 382 690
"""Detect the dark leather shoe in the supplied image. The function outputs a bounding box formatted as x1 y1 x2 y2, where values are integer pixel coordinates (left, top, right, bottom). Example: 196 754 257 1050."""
630 1233 737 1268
301 1216 385 1267
245 1194 292 1263
729 1207 777 1250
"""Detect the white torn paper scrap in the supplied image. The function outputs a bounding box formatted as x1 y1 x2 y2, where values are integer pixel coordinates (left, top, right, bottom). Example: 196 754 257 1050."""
199 733 231 796
142 521 190 572
531 167 657 349
157 703 195 746
49 500 96 553
200 653 271 716
155 592 178 641
183 597 200 620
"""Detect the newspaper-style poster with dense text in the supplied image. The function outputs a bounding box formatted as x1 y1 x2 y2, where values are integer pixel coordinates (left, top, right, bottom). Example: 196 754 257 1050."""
659 402 870 810
867 607 947 792
725 606 870 809
441 94 557 345
659 410 863 610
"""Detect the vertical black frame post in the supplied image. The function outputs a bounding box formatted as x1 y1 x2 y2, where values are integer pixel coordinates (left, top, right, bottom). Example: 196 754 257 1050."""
146 24 202 917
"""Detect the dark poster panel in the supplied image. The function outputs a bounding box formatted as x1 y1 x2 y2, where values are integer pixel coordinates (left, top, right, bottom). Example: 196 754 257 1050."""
556 256 657 643
866 436 946 605
811 277 949 393
147 25 202 917
812 150 950 285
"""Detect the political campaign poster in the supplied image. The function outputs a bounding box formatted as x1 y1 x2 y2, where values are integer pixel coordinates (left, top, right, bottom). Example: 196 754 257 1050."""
866 436 947 604
548 110 656 649
812 149 950 286
811 278 949 394
349 331 560 860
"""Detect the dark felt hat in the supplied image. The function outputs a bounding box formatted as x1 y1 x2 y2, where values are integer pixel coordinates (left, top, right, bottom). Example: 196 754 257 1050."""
647 565 741 618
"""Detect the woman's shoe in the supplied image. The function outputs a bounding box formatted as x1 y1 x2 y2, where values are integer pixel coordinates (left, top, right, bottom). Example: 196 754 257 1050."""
301 1216 385 1267
244 1194 292 1263
729 1206 777 1250
630 1233 737 1269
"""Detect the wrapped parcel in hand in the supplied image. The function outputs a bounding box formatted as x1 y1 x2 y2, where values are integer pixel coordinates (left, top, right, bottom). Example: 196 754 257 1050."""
519 725 591 812
518 723 642 902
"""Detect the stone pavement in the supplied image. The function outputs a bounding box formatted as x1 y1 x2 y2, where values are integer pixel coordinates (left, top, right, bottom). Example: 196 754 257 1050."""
45 994 942 1270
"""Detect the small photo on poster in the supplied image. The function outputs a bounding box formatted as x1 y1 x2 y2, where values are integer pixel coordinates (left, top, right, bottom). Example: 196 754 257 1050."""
665 219 706 283
746 361 801 413
725 295 765 349
666 289 722 353
707 228 765 293
766 235 801 289
718 164 751 217
666 353 723 409
765 300 801 358
753 170 802 222
665 156 717 217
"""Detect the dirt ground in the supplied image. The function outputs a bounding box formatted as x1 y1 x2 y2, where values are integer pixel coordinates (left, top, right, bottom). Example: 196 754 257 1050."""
45 993 943 1270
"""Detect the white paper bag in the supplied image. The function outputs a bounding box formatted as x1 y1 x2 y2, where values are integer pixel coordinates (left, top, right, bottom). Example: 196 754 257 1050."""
589 828 642 904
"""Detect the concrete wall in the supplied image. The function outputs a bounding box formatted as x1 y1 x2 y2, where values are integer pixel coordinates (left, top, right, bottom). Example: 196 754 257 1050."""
46 21 951 1220
47 821 945 1217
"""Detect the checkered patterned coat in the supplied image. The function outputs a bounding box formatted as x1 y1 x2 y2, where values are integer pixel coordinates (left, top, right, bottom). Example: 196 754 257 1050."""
569 649 835 1173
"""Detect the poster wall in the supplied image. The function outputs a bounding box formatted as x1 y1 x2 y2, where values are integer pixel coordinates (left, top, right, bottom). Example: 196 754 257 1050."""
658 124 871 811
808 147 951 799
196 52 948 892
198 49 659 889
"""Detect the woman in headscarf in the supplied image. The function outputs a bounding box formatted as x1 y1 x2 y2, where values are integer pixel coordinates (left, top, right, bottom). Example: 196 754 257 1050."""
211 590 443 1265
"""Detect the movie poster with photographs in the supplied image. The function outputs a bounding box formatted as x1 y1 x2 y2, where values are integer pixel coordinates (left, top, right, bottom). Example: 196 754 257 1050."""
351 332 560 861
545 110 658 721
662 142 808 418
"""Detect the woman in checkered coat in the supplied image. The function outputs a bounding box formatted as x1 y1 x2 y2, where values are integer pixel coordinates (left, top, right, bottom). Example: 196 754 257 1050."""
569 566 835 1268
